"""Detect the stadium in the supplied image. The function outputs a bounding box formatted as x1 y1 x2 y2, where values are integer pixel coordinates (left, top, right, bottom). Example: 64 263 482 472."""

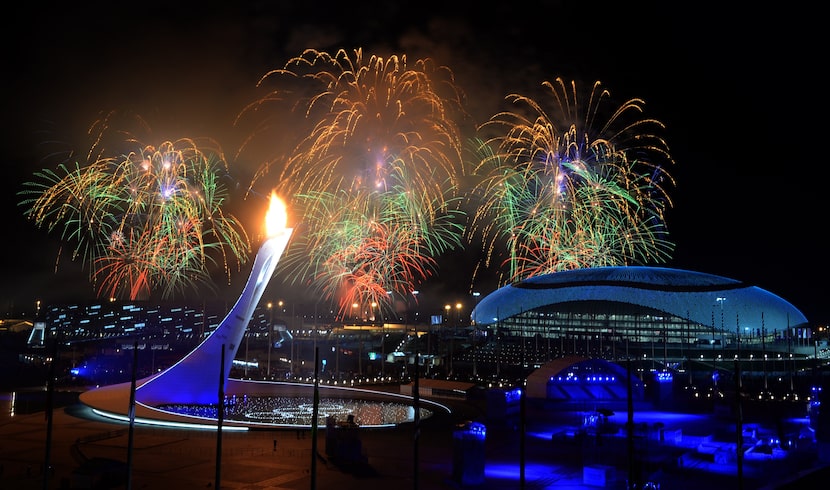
466 266 815 405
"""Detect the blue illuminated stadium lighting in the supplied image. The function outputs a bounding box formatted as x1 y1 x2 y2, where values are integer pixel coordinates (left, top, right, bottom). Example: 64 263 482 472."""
70 364 94 379
811 385 822 408
455 421 487 442
553 373 616 383
497 388 522 404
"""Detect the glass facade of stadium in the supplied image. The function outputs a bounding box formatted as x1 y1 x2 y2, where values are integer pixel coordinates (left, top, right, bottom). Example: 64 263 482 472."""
468 267 818 375
464 300 818 376
494 300 728 346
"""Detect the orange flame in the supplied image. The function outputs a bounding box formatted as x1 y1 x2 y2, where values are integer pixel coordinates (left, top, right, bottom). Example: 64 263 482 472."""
265 191 287 237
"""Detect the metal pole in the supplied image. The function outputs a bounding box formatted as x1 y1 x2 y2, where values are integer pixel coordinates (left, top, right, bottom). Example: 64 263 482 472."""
413 339 420 490
736 312 741 365
627 357 636 489
497 308 502 377
244 331 249 377
735 358 744 490
267 305 273 378
43 332 58 490
215 345 225 490
311 347 320 490
472 292 480 377
290 332 294 380
762 313 768 391
127 340 138 490
472 325 478 378
520 380 526 489
788 314 794 392
712 311 717 393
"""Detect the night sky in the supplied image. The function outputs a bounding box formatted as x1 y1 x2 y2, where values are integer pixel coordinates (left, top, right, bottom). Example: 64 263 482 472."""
1 2 823 324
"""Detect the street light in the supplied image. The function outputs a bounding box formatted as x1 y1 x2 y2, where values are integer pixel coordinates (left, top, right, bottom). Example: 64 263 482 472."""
445 304 452 374
373 301 383 378
280 300 285 378
472 292 480 377
244 328 249 378
353 303 361 375
411 290 419 323
335 331 340 382
267 302 273 378
715 296 726 362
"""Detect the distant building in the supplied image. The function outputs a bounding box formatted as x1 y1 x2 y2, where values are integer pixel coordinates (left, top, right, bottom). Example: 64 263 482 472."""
471 266 811 362
39 301 274 341
0 318 33 334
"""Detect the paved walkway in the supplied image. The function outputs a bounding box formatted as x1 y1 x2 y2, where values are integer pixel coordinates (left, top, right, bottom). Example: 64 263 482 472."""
2 387 829 489
2 395 583 490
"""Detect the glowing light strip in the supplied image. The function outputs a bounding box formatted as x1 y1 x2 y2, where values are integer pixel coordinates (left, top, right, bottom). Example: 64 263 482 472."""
90 382 452 431
91 408 248 431
143 401 400 429
134 385 451 429
234 380 454 413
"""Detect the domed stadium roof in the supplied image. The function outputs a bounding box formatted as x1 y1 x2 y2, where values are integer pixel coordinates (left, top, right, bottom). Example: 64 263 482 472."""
471 266 808 333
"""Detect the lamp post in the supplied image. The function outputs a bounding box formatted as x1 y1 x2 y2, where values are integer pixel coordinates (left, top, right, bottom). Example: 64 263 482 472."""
335 330 340 382
267 302 273 378
472 292 480 378
353 303 361 376
775 352 781 380
374 301 384 378
289 315 294 380
279 300 285 377
445 304 452 374
455 302 462 373
761 317 767 391
715 296 725 328
715 296 726 365
244 329 249 378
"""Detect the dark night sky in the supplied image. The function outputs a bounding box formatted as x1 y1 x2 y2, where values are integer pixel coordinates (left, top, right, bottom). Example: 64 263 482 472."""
1 2 824 323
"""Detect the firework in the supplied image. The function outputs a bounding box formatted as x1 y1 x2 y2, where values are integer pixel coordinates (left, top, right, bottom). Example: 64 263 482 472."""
19 116 249 300
238 48 469 199
470 78 675 284
278 170 466 319
237 48 471 313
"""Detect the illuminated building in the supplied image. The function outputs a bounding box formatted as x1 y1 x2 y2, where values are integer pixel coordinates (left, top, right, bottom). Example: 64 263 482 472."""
471 266 810 365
